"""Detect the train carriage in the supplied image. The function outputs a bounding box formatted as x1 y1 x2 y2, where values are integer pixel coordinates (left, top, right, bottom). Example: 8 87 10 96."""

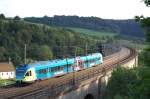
16 53 103 83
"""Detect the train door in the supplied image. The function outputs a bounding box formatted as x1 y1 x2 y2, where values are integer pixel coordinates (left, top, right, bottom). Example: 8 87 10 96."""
74 57 83 71
78 60 83 69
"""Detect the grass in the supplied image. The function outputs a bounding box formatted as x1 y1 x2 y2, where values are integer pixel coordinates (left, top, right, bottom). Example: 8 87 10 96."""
0 79 16 87
68 27 118 38
67 27 147 51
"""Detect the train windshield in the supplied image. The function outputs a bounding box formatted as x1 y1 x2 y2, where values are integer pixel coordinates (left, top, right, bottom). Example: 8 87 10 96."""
16 69 26 76
25 71 32 76
16 70 25 75
16 64 28 76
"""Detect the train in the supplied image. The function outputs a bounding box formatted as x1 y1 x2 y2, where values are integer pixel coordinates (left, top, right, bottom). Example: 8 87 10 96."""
16 53 103 83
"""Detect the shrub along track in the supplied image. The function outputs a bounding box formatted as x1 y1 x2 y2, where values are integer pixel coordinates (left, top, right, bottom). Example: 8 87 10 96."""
0 46 137 99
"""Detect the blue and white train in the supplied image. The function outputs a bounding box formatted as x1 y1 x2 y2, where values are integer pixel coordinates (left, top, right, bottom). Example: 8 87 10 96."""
16 53 103 83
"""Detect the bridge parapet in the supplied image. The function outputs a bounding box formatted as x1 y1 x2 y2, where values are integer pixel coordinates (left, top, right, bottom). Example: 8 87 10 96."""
55 47 138 99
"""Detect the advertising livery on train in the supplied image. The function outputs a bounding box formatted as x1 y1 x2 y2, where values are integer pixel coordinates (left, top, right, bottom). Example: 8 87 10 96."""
16 53 103 83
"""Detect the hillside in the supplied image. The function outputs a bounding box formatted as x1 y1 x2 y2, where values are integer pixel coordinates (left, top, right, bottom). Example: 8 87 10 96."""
68 27 117 38
110 19 145 38
24 15 145 38
0 18 98 65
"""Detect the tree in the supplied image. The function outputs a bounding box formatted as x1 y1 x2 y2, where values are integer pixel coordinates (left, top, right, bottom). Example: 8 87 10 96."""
28 45 53 61
0 17 99 65
106 1 150 99
144 0 150 6
135 0 150 67
106 67 137 99
138 0 150 67
0 47 7 61
135 67 150 99
38 45 53 60
14 16 21 20
0 14 5 19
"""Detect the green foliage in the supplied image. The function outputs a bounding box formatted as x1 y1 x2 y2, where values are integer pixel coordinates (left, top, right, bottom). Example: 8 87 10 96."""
137 0 150 67
139 48 150 67
106 66 150 99
134 66 150 99
0 79 16 87
0 14 5 19
24 16 144 39
144 0 150 6
106 67 137 99
0 47 7 61
68 27 117 38
105 1 150 99
33 45 53 60
0 18 97 65
14 16 21 20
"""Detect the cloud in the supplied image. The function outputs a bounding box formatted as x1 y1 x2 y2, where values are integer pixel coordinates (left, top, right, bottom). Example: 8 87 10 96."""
0 0 149 19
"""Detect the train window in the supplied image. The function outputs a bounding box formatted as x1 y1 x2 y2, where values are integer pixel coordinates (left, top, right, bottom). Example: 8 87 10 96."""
51 67 55 72
48 68 51 72
51 68 53 72
64 64 71 69
89 60 91 62
39 69 47 74
84 60 88 64
61 66 63 70
96 58 99 61
59 66 61 70
62 66 64 69
68 64 71 67
89 59 96 63
60 66 63 70
29 71 32 76
51 66 64 72
92 60 94 62
25 71 30 76
54 67 56 71
58 66 60 71
56 66 61 71
93 59 95 62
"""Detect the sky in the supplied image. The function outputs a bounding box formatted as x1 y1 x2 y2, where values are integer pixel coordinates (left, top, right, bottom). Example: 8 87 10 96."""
0 0 150 19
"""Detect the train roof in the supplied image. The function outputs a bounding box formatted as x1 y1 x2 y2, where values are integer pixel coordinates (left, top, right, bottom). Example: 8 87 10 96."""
19 53 102 68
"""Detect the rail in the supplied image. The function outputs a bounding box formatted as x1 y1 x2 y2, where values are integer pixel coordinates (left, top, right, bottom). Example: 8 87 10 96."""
0 46 137 99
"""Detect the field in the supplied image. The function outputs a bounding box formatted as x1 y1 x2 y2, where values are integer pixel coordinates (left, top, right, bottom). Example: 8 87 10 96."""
68 27 118 38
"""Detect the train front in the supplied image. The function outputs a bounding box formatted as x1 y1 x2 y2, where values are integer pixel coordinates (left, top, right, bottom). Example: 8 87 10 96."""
16 64 37 83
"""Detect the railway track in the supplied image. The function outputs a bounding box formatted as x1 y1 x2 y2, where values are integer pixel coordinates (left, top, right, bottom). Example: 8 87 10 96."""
0 46 137 99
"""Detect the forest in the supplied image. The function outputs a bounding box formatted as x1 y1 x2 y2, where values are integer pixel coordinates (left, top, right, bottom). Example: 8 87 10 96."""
0 15 101 65
24 15 144 39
